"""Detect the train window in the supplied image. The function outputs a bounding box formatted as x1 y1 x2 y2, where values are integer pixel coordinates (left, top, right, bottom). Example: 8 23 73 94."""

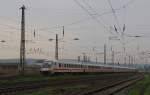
76 65 78 68
83 65 86 68
64 64 65 67
92 66 94 69
59 63 61 67
89 66 91 69
75 65 77 68
68 64 69 68
73 65 75 68
67 64 69 68
64 64 67 68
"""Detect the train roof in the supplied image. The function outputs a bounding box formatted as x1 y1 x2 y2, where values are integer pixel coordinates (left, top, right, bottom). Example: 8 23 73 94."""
47 59 136 70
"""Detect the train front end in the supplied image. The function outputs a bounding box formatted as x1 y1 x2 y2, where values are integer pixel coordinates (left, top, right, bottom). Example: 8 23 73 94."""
40 60 53 74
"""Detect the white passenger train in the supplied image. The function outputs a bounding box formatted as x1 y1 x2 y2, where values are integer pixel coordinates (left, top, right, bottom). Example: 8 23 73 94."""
40 59 137 74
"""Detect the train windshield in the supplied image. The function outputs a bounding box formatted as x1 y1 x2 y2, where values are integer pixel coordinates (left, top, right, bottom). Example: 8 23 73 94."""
42 60 53 68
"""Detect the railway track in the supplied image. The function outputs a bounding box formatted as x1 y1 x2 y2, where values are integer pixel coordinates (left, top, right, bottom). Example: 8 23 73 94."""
74 74 144 95
0 73 142 95
0 74 18 80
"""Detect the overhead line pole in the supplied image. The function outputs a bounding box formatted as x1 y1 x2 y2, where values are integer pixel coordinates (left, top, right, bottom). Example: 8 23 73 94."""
111 49 115 65
55 34 58 60
104 44 106 64
19 5 26 74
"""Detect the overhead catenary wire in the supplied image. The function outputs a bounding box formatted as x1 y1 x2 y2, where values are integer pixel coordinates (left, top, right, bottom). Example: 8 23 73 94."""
0 1 129 39
74 0 114 35
82 0 109 26
122 0 138 9
107 0 122 35
29 0 137 37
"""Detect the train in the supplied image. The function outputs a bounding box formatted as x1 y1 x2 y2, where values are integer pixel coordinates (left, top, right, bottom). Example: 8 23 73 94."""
40 59 137 74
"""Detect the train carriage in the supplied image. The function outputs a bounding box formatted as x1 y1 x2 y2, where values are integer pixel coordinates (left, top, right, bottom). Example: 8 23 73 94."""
40 59 137 74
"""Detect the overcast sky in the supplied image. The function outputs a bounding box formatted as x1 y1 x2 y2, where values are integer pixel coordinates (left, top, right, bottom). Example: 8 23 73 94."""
0 0 149 63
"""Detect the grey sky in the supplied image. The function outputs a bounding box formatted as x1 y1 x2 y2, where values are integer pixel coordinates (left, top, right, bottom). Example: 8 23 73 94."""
0 0 150 63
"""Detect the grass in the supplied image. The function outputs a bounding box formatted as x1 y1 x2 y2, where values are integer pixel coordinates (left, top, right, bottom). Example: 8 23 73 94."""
0 73 128 85
16 85 88 95
0 72 137 95
144 83 150 95
128 74 150 95
0 74 50 85
12 73 135 95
